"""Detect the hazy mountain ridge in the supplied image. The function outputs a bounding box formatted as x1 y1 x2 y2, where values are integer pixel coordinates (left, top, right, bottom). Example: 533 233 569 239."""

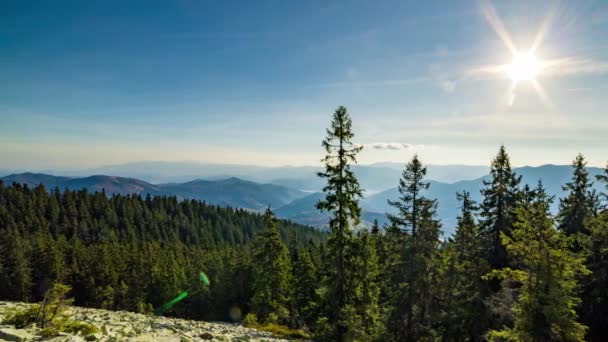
362 164 606 235
274 192 390 228
0 173 306 211
276 164 606 235
2 164 605 236
158 177 307 210
33 161 491 192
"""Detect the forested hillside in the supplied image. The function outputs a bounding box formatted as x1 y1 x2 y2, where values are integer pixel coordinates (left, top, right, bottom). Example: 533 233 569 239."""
0 183 324 322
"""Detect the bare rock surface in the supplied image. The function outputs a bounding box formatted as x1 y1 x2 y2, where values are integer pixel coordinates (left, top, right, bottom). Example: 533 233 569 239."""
0 302 287 342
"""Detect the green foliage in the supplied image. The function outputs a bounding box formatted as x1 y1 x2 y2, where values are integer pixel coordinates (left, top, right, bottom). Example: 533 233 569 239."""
242 313 258 326
479 145 522 270
59 320 100 335
2 305 40 328
0 182 323 322
315 106 373 341
3 283 99 336
437 191 490 340
250 208 293 324
486 329 519 342
0 228 33 301
247 322 311 339
581 211 608 340
384 155 442 341
38 327 60 338
558 154 597 235
487 188 589 341
292 244 320 329
351 230 383 340
37 283 74 328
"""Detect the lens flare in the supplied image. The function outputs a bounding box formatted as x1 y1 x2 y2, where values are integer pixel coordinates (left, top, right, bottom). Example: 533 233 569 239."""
200 272 210 286
155 291 188 316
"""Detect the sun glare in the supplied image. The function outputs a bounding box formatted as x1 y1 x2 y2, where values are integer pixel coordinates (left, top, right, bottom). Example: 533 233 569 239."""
507 51 542 82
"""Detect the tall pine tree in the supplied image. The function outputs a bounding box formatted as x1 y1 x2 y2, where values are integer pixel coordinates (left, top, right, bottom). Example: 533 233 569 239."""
315 106 368 341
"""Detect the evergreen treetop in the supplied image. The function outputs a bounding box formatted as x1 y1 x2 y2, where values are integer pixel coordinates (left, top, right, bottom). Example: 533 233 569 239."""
479 145 522 269
387 154 432 236
558 153 596 235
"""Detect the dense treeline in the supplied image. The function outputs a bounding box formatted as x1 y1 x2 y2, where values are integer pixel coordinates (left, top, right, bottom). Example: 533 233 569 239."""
1 106 608 341
0 184 324 321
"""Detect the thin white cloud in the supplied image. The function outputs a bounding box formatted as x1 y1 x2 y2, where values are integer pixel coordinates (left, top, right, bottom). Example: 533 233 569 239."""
368 142 425 150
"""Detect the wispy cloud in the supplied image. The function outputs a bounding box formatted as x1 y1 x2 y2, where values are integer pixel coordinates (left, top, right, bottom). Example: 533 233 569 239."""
368 142 426 150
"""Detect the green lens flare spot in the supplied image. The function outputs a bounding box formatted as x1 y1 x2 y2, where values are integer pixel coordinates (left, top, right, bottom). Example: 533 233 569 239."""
155 291 189 316
200 272 210 286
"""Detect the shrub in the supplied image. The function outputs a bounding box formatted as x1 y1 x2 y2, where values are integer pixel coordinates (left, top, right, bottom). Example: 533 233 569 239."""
2 283 99 337
242 313 258 326
247 323 310 339
266 312 279 324
37 283 74 328
59 320 100 336
2 305 40 328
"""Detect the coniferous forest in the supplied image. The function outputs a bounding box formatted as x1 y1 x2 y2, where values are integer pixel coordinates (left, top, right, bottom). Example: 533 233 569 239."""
2 106 608 341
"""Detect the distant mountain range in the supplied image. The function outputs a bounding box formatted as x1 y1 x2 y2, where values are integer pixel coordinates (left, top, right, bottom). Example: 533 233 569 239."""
0 173 306 211
11 161 491 192
2 164 606 237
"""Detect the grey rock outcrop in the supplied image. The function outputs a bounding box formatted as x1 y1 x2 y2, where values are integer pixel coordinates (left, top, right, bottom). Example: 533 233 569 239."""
0 302 288 342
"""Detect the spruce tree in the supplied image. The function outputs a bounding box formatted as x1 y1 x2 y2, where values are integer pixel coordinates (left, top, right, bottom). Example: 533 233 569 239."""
385 155 442 341
352 229 382 340
479 145 522 270
292 245 319 329
439 191 490 340
558 154 596 235
581 210 608 341
487 184 589 341
315 106 366 341
251 208 293 323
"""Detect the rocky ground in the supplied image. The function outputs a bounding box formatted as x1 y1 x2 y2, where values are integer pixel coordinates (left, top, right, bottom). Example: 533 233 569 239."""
0 302 289 342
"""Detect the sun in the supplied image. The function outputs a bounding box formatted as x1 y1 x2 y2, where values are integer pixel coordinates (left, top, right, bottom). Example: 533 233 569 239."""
506 51 542 82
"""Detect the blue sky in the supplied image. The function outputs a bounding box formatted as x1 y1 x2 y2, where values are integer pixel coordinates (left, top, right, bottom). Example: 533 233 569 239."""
1 0 608 170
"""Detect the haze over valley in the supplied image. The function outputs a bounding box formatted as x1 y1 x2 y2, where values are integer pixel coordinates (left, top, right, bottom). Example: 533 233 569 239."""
3 162 605 236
